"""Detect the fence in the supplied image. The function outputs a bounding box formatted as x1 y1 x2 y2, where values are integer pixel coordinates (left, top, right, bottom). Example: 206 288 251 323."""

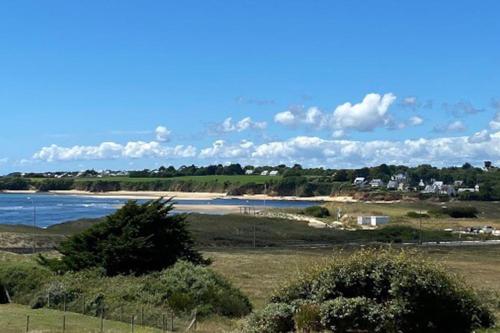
16 291 199 333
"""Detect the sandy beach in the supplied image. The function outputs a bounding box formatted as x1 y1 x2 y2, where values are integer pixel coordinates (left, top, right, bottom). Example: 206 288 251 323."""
1 189 349 202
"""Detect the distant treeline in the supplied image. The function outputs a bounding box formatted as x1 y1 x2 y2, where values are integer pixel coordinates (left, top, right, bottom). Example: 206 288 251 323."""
2 163 500 200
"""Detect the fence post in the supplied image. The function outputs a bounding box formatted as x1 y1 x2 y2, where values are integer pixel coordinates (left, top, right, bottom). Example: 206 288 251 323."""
62 315 66 333
63 293 66 312
162 313 166 333
25 315 29 333
141 306 144 326
131 316 135 333
100 308 104 333
171 312 174 331
47 293 50 308
82 294 85 314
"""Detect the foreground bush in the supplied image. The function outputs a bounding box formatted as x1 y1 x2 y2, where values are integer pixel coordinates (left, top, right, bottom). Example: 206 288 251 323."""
244 249 494 333
39 198 207 276
3 260 251 319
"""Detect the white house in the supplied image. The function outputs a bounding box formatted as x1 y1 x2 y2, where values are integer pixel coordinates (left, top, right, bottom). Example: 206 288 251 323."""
387 180 398 190
269 170 279 176
353 177 365 186
260 170 269 176
245 169 254 175
369 179 384 188
357 216 390 226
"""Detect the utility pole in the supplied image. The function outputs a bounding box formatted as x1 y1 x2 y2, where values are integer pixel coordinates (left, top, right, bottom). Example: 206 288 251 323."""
27 197 36 254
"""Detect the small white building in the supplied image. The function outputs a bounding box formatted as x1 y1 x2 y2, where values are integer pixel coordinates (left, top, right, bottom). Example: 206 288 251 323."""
369 179 384 188
260 170 269 176
357 216 390 226
269 170 279 176
353 177 365 186
245 169 254 175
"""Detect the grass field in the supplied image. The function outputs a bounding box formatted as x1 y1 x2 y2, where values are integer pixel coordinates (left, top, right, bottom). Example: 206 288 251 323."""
31 175 280 185
1 245 499 332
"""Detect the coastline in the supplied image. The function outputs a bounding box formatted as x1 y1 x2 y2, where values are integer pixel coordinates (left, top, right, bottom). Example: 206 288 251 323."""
1 190 350 202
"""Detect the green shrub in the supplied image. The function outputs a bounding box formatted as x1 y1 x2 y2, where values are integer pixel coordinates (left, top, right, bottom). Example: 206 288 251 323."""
0 261 52 304
430 206 478 218
244 303 294 333
293 303 321 332
319 297 390 333
302 206 330 218
39 198 207 276
406 211 430 219
145 261 252 317
260 249 494 333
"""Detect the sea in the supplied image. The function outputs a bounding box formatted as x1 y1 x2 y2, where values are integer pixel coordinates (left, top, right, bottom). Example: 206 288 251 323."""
0 193 320 228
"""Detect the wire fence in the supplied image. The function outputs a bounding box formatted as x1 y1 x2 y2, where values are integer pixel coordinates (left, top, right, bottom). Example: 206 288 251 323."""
16 291 198 333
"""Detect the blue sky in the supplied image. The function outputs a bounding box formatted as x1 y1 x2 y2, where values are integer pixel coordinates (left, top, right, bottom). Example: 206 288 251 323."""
1 1 500 173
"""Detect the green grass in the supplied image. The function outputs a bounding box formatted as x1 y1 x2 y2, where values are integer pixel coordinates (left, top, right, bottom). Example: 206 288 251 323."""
31 175 280 185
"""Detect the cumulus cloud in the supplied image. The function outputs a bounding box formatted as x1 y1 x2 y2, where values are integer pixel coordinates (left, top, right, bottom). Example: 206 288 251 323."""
155 126 171 142
490 112 500 130
274 110 297 125
331 93 396 131
199 140 254 159
218 117 267 133
468 130 491 144
197 131 500 167
33 141 196 162
274 93 397 134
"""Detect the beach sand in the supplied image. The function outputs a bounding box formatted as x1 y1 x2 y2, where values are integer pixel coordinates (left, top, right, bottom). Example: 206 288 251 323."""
1 190 356 203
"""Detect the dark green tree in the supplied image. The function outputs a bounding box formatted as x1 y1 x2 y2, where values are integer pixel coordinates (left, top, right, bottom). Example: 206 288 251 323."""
40 198 207 276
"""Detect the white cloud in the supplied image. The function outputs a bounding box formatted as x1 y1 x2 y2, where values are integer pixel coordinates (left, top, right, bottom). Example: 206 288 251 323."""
196 131 500 167
490 112 500 130
409 116 424 126
155 126 171 142
218 117 267 133
274 111 296 125
332 93 396 132
33 141 196 162
199 140 254 159
468 130 491 144
274 93 397 134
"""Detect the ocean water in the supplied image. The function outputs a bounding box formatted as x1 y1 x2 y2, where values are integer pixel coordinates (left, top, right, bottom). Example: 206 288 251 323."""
0 193 320 228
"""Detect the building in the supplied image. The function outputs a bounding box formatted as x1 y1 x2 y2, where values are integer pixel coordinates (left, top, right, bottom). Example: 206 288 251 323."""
386 180 398 190
353 177 366 186
357 216 390 226
369 179 384 188
260 170 269 176
269 170 279 176
245 169 254 175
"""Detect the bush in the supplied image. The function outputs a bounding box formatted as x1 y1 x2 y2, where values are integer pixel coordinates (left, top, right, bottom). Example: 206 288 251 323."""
302 206 330 218
248 249 495 333
0 262 52 304
319 297 390 333
39 198 207 276
244 303 294 333
430 206 478 218
145 261 252 317
293 303 322 332
406 211 430 219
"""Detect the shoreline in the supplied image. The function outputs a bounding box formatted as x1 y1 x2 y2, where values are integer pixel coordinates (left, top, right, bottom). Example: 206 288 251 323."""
1 190 349 202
